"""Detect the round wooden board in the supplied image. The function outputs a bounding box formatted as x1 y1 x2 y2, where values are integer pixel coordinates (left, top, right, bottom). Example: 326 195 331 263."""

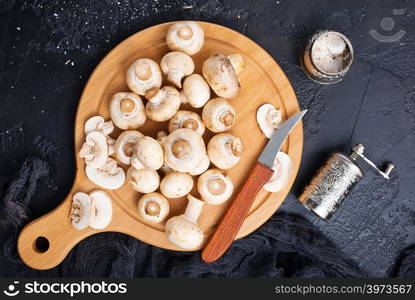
17 21 303 270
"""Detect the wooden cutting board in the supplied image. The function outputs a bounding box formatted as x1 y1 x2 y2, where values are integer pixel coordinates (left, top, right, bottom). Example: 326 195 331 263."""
17 21 303 270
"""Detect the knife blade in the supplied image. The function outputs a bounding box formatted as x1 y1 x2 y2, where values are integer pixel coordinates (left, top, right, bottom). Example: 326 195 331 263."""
201 110 307 263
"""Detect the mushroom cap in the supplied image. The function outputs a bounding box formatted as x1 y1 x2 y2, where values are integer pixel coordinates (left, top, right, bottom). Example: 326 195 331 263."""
88 190 113 229
168 110 205 135
197 169 234 205
114 130 144 165
79 131 109 168
263 151 293 193
256 104 282 138
145 86 181 122
180 74 210 108
163 128 207 173
202 98 236 133
228 53 245 76
160 52 195 88
131 136 164 170
207 133 243 170
188 154 210 176
84 116 114 135
202 54 240 98
166 21 204 55
137 192 170 224
160 172 194 198
86 158 126 190
165 214 204 249
70 192 92 230
126 58 162 95
127 167 160 193
110 92 146 130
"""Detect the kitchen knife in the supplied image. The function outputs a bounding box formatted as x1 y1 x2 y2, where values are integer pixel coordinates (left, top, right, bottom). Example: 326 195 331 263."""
201 110 307 263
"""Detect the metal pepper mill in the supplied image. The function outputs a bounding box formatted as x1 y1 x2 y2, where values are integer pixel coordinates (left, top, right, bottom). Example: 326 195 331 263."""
299 144 395 221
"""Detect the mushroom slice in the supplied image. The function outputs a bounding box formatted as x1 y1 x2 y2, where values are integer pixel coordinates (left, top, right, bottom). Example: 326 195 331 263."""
145 86 181 122
168 110 205 135
110 92 146 130
131 136 164 170
166 21 204 55
180 74 210 108
88 190 113 229
138 192 170 224
163 128 207 173
160 172 193 198
70 192 92 230
160 52 195 88
84 116 114 136
188 154 210 176
202 54 240 98
79 131 108 168
165 194 205 249
263 151 293 193
256 104 282 138
197 169 234 205
114 130 144 165
86 158 126 190
127 167 160 193
202 98 236 133
126 58 162 95
207 133 243 170
227 53 245 76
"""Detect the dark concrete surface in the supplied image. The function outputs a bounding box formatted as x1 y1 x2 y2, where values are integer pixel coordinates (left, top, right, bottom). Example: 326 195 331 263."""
0 0 414 277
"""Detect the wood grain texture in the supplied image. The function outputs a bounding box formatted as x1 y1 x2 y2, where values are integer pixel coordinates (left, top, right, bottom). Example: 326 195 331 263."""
17 21 303 270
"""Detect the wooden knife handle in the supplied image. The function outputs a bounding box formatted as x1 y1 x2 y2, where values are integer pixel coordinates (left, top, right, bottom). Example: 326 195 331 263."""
201 162 274 263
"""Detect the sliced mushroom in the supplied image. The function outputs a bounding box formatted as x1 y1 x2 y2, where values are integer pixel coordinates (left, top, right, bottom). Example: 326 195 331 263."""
160 172 193 198
166 21 204 55
79 131 109 168
256 104 282 138
160 52 194 88
131 136 164 170
86 158 126 190
188 154 210 176
110 92 146 130
126 58 162 95
145 86 181 122
263 151 293 193
137 192 170 224
127 166 160 193
163 128 207 173
180 74 210 108
114 130 144 165
202 98 236 133
70 192 92 230
202 54 240 98
88 190 113 229
168 110 205 135
197 169 234 205
207 133 243 170
228 53 245 76
165 194 205 249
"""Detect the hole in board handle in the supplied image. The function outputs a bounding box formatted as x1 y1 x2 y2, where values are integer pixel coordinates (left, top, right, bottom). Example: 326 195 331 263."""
33 236 50 253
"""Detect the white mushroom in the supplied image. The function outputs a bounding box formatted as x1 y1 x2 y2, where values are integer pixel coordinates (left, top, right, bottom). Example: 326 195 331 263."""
84 116 114 136
165 194 205 249
131 136 164 170
137 192 170 224
88 190 113 229
197 169 234 205
207 133 243 170
145 86 181 122
160 52 194 88
114 130 144 165
110 92 146 130
168 110 205 135
163 128 207 173
228 53 245 76
70 192 92 230
126 58 162 95
79 131 108 168
166 21 204 55
263 151 293 193
202 98 236 133
160 172 193 198
156 131 173 174
180 74 210 108
256 104 282 138
86 158 126 190
127 166 160 193
188 154 210 176
202 54 240 98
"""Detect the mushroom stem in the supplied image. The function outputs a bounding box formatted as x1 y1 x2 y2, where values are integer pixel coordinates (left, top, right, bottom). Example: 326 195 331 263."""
146 88 165 106
167 70 184 88
184 195 204 224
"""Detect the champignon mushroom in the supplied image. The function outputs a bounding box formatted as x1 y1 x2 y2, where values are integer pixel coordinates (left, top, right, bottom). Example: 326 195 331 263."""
166 21 204 55
202 54 240 98
145 86 181 122
228 53 245 76
160 172 193 198
114 130 144 165
127 166 160 193
126 58 162 95
70 192 92 230
79 131 109 168
188 154 210 176
168 110 205 135
156 131 173 174
86 158 126 190
137 192 170 224
160 52 194 88
163 128 207 173
165 194 205 249
180 74 210 108
88 190 113 229
110 92 146 130
197 169 234 205
202 98 236 133
256 104 282 138
84 116 114 136
263 151 293 193
131 136 164 170
207 133 243 169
